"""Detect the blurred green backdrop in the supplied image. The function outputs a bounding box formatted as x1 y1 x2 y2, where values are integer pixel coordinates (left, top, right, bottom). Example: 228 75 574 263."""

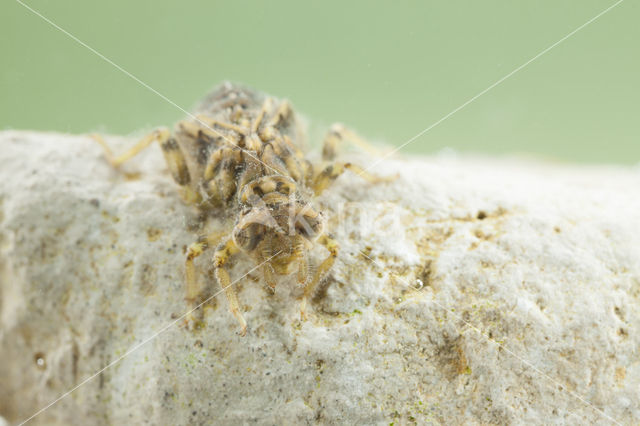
1 0 638 164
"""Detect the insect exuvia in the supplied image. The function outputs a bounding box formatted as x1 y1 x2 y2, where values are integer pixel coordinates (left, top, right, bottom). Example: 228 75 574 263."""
94 82 394 335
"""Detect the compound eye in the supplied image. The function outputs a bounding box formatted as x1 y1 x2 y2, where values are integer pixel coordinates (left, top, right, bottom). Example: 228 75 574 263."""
295 213 322 240
233 223 266 251
244 193 262 206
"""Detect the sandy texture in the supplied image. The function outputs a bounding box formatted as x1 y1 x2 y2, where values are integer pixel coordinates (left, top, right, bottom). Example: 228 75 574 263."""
1 130 639 425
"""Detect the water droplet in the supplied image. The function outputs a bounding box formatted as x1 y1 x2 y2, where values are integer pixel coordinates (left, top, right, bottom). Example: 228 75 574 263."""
34 352 46 369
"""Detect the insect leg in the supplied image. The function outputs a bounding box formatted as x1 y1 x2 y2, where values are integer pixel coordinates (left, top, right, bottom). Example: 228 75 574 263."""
183 229 229 329
202 146 240 206
314 125 397 195
93 128 200 204
158 136 201 205
262 263 277 293
194 114 248 136
251 98 272 133
91 129 170 167
311 163 346 195
321 123 385 161
300 234 339 320
289 235 310 287
266 136 306 182
311 161 394 196
213 239 247 336
268 100 293 129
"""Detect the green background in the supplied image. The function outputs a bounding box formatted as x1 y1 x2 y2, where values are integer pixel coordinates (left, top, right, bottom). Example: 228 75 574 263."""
2 1 638 164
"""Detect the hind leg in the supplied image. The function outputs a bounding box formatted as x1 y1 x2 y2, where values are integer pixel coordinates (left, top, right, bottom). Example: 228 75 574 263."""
321 123 387 161
314 125 397 195
311 161 395 196
91 129 170 168
92 128 201 205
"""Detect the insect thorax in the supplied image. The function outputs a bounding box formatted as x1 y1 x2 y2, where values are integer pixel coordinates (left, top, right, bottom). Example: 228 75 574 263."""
170 83 322 258
171 83 311 210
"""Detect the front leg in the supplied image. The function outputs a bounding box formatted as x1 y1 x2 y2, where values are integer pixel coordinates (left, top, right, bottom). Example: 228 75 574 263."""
294 236 309 287
300 234 338 320
183 229 229 329
213 239 247 336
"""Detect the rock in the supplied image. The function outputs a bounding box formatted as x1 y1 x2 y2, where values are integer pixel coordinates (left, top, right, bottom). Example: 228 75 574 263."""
0 130 639 425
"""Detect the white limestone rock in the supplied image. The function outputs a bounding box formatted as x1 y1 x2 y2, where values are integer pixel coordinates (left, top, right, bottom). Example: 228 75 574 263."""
0 130 639 425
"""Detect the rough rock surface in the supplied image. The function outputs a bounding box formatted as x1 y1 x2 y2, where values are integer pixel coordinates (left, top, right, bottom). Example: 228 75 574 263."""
1 130 639 425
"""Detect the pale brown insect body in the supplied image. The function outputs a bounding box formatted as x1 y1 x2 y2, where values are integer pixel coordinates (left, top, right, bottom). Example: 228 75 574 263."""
94 82 391 335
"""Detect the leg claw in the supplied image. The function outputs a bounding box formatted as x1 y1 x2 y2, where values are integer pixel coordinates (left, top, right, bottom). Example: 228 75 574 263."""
181 312 204 331
236 325 248 337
